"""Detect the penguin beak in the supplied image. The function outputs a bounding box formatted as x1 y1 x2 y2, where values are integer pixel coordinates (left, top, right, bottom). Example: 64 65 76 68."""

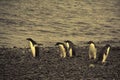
55 42 60 46
26 38 29 40
87 42 90 44
55 43 57 46
26 38 30 41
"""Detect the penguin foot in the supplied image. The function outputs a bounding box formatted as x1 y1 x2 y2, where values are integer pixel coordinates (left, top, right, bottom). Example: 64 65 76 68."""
102 61 110 66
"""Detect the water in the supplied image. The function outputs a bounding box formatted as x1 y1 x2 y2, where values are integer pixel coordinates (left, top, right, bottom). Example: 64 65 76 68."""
0 0 120 47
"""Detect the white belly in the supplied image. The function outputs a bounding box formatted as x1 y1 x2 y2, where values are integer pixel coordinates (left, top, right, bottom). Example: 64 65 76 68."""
69 48 72 57
89 43 97 59
59 44 66 58
29 41 36 57
102 47 110 63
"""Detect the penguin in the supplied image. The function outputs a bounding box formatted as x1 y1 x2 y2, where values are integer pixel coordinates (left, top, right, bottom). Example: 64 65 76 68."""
55 42 67 58
88 41 97 60
97 44 111 64
26 38 39 58
64 40 76 57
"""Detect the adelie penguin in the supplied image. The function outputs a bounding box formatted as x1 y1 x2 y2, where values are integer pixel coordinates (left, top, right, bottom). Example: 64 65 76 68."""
55 42 67 58
88 41 97 60
26 38 40 58
97 44 111 64
64 40 76 57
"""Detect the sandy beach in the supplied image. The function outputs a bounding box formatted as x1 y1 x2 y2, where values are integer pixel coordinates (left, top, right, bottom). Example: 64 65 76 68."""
0 41 120 80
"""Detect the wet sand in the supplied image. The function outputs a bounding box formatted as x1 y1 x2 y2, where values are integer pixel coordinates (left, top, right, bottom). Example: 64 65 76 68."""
0 42 120 80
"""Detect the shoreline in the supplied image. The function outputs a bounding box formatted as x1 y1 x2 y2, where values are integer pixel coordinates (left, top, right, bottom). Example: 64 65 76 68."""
0 40 120 48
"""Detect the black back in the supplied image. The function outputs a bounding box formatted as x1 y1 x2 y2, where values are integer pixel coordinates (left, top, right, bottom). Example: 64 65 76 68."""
88 41 94 44
35 46 40 59
26 38 37 45
97 44 111 62
55 42 67 53
88 41 96 48
64 40 76 56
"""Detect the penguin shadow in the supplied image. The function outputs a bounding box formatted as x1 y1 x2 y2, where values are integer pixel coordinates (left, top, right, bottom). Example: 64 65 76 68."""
54 46 64 57
26 46 44 60
24 48 37 60
86 43 111 67
93 55 112 67
87 60 111 69
93 60 106 66
93 55 110 67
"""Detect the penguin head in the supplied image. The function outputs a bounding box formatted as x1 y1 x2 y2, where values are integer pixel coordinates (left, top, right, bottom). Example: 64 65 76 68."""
26 38 37 45
26 38 32 41
55 42 67 51
64 40 74 45
55 42 67 50
105 44 111 48
55 42 64 46
64 40 72 43
87 41 94 44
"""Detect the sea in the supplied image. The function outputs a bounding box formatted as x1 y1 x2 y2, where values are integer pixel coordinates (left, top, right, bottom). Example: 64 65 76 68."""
0 0 120 47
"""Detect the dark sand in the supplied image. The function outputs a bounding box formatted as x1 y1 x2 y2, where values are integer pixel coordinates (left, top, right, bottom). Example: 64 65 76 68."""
0 43 120 80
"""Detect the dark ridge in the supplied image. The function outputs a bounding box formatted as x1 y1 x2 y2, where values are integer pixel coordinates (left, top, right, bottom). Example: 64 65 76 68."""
52 22 63 25
101 40 120 43
112 47 120 50
0 36 9 39
107 17 120 22
110 30 118 33
0 12 18 17
0 18 16 24
37 30 56 34
104 25 112 28
85 32 95 35
0 18 26 25
75 21 89 25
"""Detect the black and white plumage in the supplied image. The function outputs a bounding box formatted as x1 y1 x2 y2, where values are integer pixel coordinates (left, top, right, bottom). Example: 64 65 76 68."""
88 41 97 60
64 40 76 57
97 44 111 64
26 38 39 58
55 42 67 58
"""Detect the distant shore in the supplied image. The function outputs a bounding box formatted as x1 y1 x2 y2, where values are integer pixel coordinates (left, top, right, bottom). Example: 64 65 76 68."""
0 40 120 48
